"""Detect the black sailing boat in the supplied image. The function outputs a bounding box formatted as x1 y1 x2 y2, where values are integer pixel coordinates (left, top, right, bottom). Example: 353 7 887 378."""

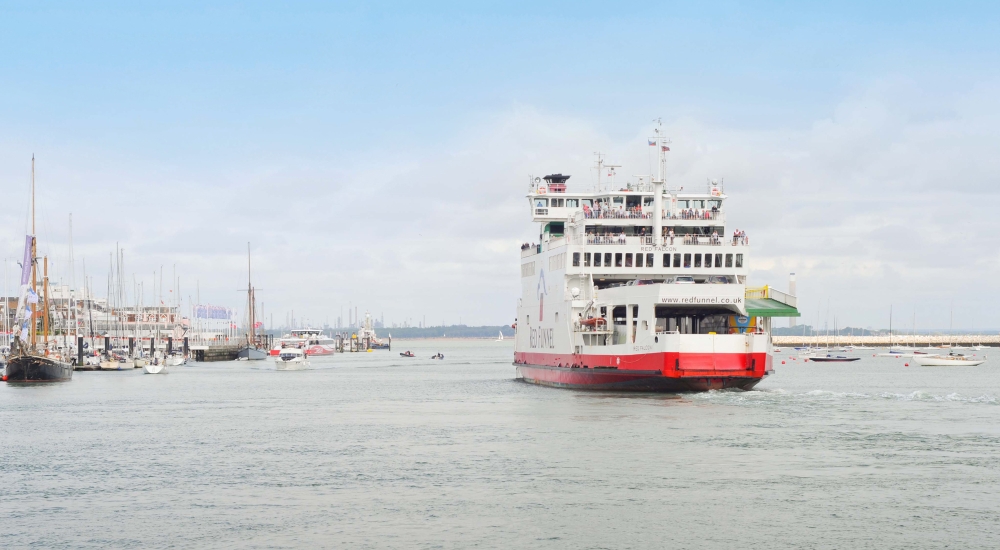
236 242 267 360
4 156 73 383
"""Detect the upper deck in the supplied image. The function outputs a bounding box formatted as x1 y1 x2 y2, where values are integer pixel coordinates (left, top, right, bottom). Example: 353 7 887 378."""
528 175 726 227
522 173 748 285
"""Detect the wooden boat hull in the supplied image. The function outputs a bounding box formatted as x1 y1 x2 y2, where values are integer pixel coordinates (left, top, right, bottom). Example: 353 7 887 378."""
4 355 73 382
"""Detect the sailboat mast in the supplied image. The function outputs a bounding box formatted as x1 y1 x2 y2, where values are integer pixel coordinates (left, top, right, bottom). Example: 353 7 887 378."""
30 155 37 350
43 256 50 352
247 242 255 345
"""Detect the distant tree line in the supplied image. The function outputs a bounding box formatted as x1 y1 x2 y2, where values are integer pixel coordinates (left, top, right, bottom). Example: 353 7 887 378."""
374 325 515 339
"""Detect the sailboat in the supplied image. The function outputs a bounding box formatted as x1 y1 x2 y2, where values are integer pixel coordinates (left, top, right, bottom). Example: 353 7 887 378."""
237 243 267 360
4 157 73 382
497 331 504 342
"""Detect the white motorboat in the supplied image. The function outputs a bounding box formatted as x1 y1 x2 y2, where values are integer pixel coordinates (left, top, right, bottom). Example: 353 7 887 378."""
275 347 309 370
911 354 987 367
165 353 186 367
143 358 167 374
100 357 129 370
132 356 150 368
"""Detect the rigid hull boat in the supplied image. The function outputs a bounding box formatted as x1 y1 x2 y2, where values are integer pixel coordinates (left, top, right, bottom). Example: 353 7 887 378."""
5 354 73 382
513 136 799 392
275 347 309 370
911 354 987 367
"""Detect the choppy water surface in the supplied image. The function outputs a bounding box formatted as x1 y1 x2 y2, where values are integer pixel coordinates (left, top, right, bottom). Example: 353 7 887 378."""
3 342 1000 549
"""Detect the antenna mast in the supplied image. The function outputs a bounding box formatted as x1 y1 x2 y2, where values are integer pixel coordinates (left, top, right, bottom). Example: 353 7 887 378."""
592 152 605 191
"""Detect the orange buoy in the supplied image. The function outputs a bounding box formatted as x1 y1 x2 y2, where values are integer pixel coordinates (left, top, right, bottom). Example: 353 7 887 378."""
1 375 6 381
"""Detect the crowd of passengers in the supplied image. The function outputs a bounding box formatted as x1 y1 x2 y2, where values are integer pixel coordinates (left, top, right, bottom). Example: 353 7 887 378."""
582 204 650 219
668 205 720 220
581 203 720 221
520 242 538 250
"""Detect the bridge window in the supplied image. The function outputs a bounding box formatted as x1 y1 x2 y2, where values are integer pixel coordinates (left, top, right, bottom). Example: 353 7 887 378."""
584 253 591 267
663 253 670 267
646 253 654 267
725 254 733 268
534 198 547 208
736 254 744 268
625 253 633 267
566 199 578 207
582 199 593 207
615 253 623 267
572 253 580 267
612 196 624 206
694 254 702 268
604 253 612 267
715 253 722 267
677 200 689 208
673 254 681 268
683 254 692 268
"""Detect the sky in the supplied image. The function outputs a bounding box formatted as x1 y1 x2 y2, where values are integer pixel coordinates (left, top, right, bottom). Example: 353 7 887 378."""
1 1 998 330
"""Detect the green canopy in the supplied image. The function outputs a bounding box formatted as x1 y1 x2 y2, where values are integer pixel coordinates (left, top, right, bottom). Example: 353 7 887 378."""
746 298 800 318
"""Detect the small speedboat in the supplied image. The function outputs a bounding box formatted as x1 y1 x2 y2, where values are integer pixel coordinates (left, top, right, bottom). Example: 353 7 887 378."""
275 347 309 370
143 358 167 374
809 355 861 362
431 353 444 360
911 354 986 367
400 351 415 357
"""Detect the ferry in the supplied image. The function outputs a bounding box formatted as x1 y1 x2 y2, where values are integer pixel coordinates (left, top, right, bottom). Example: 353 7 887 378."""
269 328 338 356
513 132 799 391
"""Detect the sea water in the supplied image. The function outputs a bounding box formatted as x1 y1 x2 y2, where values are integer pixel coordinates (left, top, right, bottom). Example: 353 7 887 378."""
3 342 1000 548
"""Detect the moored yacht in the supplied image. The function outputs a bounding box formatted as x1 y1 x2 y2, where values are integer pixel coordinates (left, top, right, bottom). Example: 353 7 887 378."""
513 131 799 391
4 158 73 383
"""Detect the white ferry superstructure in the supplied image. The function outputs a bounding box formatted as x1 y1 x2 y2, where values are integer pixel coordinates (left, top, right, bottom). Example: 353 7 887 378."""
269 329 338 356
513 139 799 391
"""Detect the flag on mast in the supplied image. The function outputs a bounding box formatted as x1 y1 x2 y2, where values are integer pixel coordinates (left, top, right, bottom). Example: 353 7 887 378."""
662 146 670 152
648 139 656 146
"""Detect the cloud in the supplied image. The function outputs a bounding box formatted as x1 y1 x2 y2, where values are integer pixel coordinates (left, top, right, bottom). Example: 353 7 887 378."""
2 80 998 330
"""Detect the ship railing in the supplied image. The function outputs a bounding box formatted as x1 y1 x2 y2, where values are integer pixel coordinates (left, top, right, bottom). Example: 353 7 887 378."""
664 235 726 246
664 210 722 221
746 285 797 307
578 235 747 247
583 210 651 220
574 323 612 333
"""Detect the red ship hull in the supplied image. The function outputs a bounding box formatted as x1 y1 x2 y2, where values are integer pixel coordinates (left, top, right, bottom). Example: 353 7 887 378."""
514 351 770 392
